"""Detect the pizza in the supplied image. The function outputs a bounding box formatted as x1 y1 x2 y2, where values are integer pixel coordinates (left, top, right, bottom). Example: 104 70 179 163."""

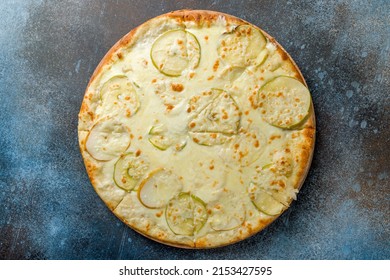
78 10 315 248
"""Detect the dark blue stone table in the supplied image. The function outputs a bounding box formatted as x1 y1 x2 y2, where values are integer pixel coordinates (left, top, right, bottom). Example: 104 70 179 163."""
0 0 388 259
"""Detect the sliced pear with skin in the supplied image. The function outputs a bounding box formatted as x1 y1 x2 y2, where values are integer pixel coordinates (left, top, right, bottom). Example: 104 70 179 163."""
248 182 286 216
149 124 166 135
260 52 283 72
151 29 200 77
209 194 246 231
148 124 187 151
259 76 311 129
253 48 269 67
220 129 266 167
113 153 149 192
148 135 173 151
251 167 292 207
100 75 140 117
165 192 208 236
137 169 182 209
148 124 171 150
260 176 291 207
188 89 241 146
85 118 130 161
218 25 266 67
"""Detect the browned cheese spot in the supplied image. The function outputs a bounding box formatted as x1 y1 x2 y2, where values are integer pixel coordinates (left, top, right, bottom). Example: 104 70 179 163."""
165 104 174 111
213 60 220 72
87 111 94 120
171 83 184 92
270 135 281 141
222 112 228 119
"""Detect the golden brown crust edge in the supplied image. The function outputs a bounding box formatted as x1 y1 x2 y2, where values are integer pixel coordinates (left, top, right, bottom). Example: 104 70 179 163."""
78 9 316 249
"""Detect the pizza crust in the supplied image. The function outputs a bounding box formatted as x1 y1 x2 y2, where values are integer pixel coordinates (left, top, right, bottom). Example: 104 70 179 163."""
78 10 315 248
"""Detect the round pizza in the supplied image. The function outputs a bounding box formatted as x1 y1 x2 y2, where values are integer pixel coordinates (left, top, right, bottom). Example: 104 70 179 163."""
78 10 315 248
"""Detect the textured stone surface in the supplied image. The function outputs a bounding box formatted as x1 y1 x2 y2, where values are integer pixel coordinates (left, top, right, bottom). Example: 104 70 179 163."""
0 0 389 259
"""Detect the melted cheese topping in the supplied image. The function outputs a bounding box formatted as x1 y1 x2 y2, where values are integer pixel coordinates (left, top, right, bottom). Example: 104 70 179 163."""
79 15 313 248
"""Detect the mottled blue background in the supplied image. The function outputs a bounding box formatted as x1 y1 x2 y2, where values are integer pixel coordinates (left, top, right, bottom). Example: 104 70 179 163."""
0 0 389 260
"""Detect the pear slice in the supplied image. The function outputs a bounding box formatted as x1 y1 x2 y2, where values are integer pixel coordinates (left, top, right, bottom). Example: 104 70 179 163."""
259 76 311 129
218 25 266 67
137 169 182 209
148 135 173 151
113 153 149 192
151 29 200 76
148 124 172 150
251 167 292 207
165 192 208 236
148 124 187 151
220 129 266 167
85 118 130 161
248 183 285 216
100 75 140 117
188 89 241 146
